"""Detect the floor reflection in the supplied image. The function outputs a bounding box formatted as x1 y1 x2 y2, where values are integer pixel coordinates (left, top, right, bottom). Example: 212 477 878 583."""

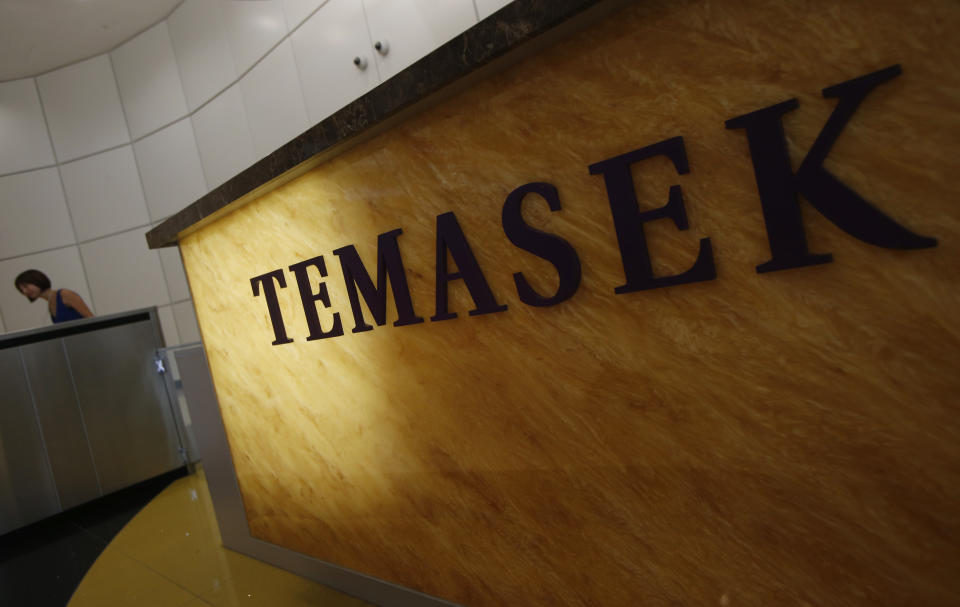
0 468 185 607
0 465 371 607
67 466 372 606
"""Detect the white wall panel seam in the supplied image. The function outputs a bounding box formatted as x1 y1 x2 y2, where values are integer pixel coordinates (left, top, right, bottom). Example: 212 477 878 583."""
0 164 59 180
154 240 175 303
33 78 61 165
190 32 289 119
75 244 100 315
0 79 56 175
157 257 175 305
34 73 96 305
76 226 171 315
132 20 197 157
192 85 255 192
287 0 334 31
286 17 318 126
227 32 290 159
107 54 136 151
168 0 237 114
108 53 156 229
186 0 367 117
75 223 155 248
55 164 96 312
33 141 131 172
359 0 384 82
187 112 212 198
128 117 191 146
164 20 191 118
0 243 82 264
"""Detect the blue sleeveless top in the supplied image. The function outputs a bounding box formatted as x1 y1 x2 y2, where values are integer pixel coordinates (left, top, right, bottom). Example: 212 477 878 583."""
52 289 85 323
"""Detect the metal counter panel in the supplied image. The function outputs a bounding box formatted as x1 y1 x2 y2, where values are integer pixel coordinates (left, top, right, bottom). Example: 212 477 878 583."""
0 348 60 534
20 339 101 510
64 320 182 495
174 347 250 542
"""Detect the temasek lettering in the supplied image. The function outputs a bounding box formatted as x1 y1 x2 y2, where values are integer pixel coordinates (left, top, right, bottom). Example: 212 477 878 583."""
250 65 937 346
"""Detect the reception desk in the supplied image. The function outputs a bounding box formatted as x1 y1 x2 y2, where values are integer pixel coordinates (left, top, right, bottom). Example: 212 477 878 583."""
148 1 960 605
0 308 184 535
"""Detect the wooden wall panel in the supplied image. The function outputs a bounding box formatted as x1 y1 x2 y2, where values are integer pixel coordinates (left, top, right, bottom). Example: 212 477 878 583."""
179 0 960 604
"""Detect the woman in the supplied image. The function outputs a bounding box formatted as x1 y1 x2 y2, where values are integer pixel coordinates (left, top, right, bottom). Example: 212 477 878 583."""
14 269 94 323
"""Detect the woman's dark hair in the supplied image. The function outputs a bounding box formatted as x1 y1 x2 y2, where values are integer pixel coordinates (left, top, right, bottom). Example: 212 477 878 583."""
14 269 51 291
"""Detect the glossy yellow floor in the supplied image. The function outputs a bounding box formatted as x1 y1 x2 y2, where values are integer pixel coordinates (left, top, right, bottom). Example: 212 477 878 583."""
67 467 372 607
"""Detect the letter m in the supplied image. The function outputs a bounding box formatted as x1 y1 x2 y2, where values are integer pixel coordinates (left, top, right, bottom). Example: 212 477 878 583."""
332 228 423 333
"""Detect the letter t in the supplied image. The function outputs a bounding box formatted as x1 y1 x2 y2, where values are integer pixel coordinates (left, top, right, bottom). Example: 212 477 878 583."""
250 269 294 345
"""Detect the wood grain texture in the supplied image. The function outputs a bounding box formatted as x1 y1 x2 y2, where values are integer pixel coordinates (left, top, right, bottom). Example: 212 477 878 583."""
179 0 960 605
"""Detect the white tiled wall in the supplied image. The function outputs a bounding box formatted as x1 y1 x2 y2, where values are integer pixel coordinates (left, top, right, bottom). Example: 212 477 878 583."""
0 0 496 345
0 79 56 174
191 84 256 190
223 0 288 76
158 247 192 303
59 146 150 242
156 304 181 346
133 118 207 222
172 300 202 344
280 0 329 31
0 168 76 259
79 228 170 316
111 21 189 139
240 40 309 158
36 55 130 162
166 0 237 112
